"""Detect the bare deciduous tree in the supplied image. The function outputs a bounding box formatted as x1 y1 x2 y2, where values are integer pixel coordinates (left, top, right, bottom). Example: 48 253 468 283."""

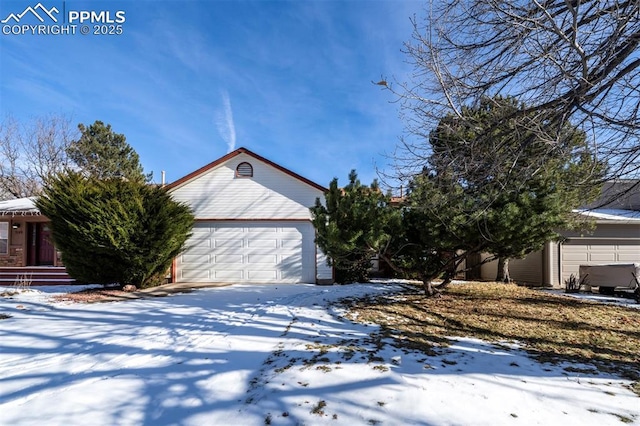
0 114 76 199
387 0 640 190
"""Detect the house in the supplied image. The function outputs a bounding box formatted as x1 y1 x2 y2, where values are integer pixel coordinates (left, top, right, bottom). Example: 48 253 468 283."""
476 181 640 287
5 153 635 289
0 197 73 285
1 147 332 286
167 147 333 284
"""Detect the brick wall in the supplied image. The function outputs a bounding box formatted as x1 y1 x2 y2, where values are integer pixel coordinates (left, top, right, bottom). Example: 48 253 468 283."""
0 246 24 267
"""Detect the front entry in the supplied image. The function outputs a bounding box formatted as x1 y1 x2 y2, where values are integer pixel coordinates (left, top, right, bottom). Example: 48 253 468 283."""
27 223 55 266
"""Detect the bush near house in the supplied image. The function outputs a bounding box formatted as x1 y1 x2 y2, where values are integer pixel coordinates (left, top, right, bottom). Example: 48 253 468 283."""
37 172 194 289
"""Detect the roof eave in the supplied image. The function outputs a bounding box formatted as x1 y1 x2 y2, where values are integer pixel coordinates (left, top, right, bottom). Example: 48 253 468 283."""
166 147 328 192
0 211 41 216
592 218 640 225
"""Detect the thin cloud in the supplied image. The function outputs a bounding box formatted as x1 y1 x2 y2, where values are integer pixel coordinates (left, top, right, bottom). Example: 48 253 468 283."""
215 90 236 153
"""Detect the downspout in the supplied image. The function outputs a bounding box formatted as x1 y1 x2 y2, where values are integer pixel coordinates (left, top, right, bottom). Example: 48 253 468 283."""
557 241 563 288
314 229 318 284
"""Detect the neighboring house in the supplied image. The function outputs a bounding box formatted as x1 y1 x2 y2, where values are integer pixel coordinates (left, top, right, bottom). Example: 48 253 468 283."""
167 147 333 284
477 181 640 287
0 197 73 285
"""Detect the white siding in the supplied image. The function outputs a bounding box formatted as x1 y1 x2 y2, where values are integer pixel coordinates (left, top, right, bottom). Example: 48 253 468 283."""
170 153 324 220
316 249 333 283
169 151 333 284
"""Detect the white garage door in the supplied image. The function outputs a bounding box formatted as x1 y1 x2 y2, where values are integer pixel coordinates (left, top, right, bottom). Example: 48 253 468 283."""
561 239 640 283
176 221 316 283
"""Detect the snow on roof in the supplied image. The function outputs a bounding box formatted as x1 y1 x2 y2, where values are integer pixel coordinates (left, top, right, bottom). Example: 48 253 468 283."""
0 197 41 215
574 208 640 222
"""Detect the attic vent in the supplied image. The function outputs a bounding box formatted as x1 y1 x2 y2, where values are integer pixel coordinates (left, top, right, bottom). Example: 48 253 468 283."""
236 162 253 178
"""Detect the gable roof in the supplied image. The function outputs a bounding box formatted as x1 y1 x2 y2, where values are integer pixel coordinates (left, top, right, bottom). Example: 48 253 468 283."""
583 180 640 210
166 147 327 192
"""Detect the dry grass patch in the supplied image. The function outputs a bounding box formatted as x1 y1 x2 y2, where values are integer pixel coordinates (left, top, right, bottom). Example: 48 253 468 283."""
347 282 640 387
52 287 139 303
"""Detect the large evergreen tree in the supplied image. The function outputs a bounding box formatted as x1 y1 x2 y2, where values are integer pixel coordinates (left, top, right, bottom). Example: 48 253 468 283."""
381 97 605 295
66 120 150 183
313 98 604 296
36 172 194 288
425 96 605 282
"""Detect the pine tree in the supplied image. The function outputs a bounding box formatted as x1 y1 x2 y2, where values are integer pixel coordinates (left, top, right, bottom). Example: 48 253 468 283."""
66 120 151 183
310 170 399 283
36 172 194 288
417 96 605 284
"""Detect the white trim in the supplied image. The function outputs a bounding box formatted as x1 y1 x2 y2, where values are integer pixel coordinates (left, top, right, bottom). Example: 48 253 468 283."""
0 221 8 255
574 208 640 222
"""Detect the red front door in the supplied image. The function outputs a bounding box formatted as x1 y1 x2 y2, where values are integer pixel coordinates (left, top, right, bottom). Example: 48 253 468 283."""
28 223 55 266
38 224 54 265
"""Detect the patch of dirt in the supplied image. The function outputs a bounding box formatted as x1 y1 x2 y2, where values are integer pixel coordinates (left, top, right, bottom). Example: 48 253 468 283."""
51 282 224 303
52 287 137 303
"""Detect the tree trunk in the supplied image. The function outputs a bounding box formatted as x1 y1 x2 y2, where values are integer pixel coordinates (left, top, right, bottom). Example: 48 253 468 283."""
422 278 434 296
421 278 441 297
496 257 511 283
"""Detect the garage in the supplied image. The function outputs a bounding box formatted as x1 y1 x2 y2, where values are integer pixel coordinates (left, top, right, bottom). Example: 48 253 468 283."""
560 238 640 284
176 221 317 283
476 194 640 287
168 148 331 285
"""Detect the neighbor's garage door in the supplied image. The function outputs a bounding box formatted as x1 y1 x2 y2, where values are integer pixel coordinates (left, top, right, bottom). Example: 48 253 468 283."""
561 238 640 283
176 221 316 283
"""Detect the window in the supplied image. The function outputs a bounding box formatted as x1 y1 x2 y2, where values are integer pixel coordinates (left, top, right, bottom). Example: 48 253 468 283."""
236 162 253 178
0 222 8 255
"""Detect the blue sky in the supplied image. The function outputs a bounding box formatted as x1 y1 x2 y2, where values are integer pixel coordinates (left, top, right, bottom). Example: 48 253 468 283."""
0 0 423 188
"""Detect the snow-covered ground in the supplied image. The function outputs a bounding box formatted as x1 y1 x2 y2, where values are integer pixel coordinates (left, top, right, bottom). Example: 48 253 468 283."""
1 283 638 425
552 290 640 309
